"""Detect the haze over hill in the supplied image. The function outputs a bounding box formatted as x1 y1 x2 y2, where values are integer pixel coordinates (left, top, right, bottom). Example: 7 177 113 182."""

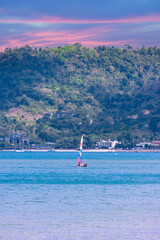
0 44 160 148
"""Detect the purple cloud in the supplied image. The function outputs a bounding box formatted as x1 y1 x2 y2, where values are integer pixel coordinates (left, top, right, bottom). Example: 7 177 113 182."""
0 0 160 51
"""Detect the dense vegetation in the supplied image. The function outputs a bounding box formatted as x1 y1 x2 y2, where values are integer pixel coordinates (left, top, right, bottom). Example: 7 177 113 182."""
0 43 160 148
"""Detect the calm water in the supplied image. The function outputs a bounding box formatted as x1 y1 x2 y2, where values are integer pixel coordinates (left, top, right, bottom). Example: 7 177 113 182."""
0 151 160 240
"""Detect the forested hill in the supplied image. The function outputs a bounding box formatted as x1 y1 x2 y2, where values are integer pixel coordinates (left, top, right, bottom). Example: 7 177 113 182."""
0 44 160 148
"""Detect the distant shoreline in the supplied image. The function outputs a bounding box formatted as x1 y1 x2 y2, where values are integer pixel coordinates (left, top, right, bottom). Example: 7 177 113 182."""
0 149 160 152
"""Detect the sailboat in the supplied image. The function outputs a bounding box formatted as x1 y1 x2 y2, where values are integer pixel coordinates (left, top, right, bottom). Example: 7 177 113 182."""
77 134 87 167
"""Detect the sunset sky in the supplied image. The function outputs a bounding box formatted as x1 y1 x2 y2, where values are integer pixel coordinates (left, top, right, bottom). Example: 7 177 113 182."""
0 0 160 51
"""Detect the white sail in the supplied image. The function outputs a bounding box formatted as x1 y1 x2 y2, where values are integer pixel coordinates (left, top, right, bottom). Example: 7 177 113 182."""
77 134 87 167
80 134 84 155
78 134 84 164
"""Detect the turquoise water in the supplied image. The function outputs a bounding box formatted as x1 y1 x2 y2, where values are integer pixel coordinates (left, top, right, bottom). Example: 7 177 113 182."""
0 151 160 240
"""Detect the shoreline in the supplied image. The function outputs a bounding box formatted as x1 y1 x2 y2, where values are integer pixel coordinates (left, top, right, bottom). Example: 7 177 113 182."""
0 149 160 152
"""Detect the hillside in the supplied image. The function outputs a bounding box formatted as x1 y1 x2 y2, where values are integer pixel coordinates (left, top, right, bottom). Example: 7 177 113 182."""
0 44 160 148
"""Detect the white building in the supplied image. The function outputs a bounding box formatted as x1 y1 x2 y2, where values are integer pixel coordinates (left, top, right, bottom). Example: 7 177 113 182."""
151 141 160 147
97 140 118 149
136 142 151 148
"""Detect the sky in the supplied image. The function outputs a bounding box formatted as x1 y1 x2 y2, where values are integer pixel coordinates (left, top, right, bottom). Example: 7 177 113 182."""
0 0 160 51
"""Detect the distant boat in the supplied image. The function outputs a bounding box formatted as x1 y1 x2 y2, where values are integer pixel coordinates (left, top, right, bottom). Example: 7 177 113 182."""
77 134 87 167
15 149 25 152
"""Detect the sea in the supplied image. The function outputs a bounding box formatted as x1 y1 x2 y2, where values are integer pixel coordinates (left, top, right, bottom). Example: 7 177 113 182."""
0 151 160 240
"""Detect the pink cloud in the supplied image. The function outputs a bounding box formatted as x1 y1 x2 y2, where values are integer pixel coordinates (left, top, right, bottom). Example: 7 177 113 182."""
0 27 133 52
0 13 160 25
26 26 114 40
0 38 132 52
0 19 155 52
40 14 160 24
